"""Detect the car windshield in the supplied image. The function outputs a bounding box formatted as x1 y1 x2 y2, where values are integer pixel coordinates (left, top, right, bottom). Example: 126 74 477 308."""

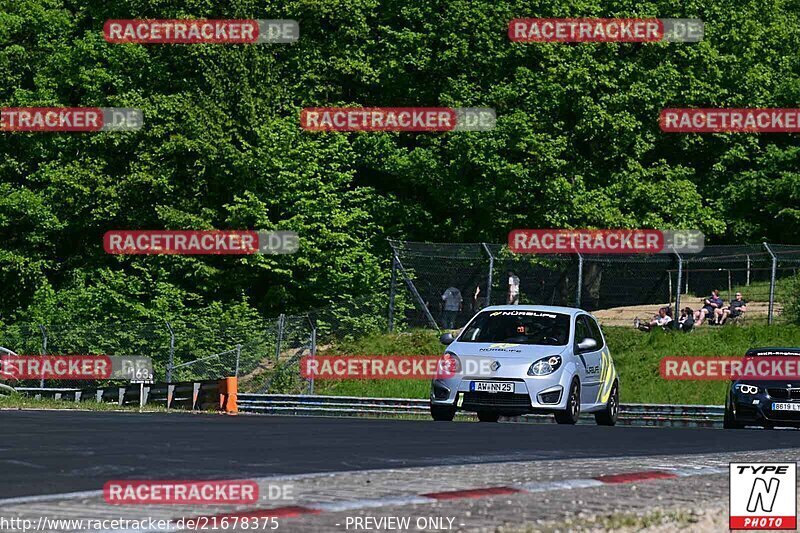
458 310 570 346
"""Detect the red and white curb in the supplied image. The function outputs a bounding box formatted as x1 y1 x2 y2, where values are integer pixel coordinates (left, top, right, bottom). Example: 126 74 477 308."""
0 467 726 532
191 467 726 524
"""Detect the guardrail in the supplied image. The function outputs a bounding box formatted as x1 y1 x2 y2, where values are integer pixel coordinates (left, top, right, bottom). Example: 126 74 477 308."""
14 379 238 412
9 387 723 427
238 394 724 428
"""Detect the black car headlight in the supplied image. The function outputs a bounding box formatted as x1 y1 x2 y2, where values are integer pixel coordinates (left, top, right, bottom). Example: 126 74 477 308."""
735 383 760 395
528 355 562 376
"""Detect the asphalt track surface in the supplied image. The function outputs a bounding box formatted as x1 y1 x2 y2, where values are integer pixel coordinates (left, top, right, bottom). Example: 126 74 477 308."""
4 410 800 499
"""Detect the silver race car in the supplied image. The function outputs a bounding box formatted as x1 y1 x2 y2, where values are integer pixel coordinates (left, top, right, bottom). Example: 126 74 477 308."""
430 305 618 424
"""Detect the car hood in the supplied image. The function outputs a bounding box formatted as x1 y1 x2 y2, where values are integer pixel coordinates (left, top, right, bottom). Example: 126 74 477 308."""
734 379 800 388
447 341 568 359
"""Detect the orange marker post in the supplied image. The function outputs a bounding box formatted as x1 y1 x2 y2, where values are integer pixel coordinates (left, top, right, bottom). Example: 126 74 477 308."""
218 376 238 414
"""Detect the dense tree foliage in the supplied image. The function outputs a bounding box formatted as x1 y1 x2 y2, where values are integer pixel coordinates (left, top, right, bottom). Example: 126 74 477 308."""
1 0 799 325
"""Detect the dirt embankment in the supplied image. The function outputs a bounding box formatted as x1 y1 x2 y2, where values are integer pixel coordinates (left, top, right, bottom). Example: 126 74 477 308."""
592 296 781 327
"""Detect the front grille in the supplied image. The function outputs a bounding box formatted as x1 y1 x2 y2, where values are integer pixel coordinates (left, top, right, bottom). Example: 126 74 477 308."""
735 404 759 418
462 392 532 409
432 381 450 400
767 388 800 400
765 410 800 422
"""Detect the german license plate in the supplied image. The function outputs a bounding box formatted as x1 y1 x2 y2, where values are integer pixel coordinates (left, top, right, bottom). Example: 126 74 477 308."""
772 402 800 411
470 381 514 393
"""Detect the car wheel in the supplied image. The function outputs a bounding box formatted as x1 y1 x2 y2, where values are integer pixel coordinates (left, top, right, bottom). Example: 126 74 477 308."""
430 404 456 422
594 381 618 426
477 411 500 423
554 380 580 424
723 397 744 429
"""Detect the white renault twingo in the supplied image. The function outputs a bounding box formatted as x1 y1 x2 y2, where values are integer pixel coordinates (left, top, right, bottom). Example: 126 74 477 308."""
430 305 619 424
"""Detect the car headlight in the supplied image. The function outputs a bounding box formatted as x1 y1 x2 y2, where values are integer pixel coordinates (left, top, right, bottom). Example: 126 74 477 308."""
736 383 759 395
528 355 562 376
436 352 461 377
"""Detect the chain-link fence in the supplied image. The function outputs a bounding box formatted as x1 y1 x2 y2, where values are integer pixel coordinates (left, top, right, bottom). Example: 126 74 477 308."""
3 241 798 393
0 316 319 393
0 291 400 393
388 240 800 329
259 293 401 394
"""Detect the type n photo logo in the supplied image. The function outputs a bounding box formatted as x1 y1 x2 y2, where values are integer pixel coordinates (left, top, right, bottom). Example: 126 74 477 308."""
730 463 796 530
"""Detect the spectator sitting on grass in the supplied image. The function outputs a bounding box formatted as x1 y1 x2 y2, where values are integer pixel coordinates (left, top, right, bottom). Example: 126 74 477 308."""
694 289 723 326
634 306 673 332
678 307 695 332
720 292 747 324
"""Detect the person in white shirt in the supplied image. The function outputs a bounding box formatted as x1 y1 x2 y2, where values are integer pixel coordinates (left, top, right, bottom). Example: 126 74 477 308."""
507 271 520 305
635 307 672 332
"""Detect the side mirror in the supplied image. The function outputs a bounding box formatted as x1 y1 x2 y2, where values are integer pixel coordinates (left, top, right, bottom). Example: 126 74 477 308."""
439 332 455 345
577 338 598 351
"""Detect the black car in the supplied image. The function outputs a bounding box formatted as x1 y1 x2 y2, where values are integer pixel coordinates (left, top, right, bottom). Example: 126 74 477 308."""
724 347 800 429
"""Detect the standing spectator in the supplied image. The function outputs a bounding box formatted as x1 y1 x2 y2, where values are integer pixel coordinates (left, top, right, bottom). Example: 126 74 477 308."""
678 307 695 332
473 280 487 312
507 271 520 305
441 286 462 329
694 289 723 326
720 292 747 324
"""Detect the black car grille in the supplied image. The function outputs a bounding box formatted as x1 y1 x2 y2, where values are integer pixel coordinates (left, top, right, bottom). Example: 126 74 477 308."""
767 388 800 400
735 404 759 418
462 392 532 409
432 381 450 400
765 410 800 422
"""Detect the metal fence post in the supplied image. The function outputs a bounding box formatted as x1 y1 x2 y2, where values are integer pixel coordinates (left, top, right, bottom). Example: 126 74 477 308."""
764 242 777 325
275 314 285 361
388 255 397 332
38 325 47 388
727 269 732 302
746 254 751 286
234 344 242 378
308 326 316 395
674 248 683 319
166 321 175 383
393 254 439 330
668 270 673 304
684 266 689 294
575 253 583 308
482 243 494 306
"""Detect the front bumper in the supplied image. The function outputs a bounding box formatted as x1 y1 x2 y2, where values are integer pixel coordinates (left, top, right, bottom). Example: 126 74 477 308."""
431 371 571 414
731 394 800 426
